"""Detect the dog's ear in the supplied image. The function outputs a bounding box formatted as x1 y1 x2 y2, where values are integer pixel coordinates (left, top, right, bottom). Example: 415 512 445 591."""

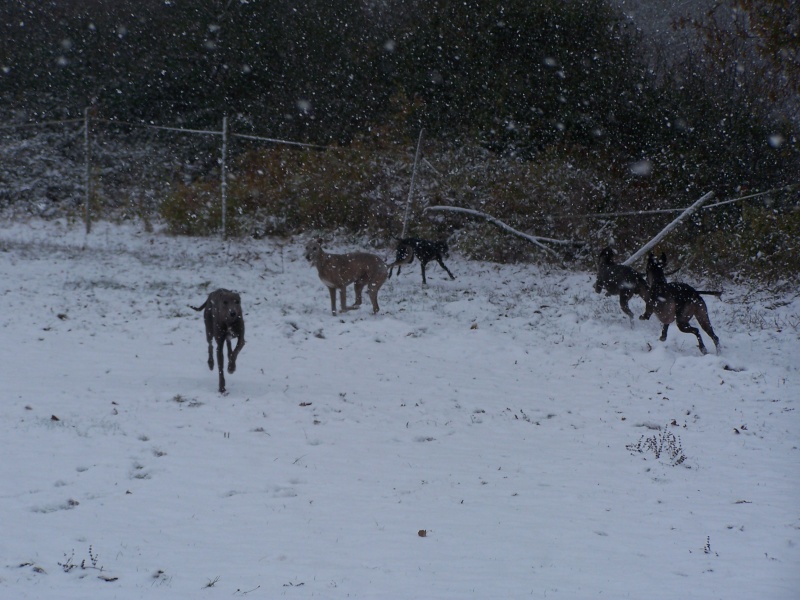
660 252 667 266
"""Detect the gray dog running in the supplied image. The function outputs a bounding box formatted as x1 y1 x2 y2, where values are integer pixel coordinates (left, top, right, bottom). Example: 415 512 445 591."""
190 289 246 393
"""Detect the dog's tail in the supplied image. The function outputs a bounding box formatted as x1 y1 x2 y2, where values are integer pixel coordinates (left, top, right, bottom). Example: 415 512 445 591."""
189 301 208 312
696 290 723 297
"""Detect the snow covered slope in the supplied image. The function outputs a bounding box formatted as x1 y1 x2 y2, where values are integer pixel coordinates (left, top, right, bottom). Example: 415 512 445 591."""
1 219 797 599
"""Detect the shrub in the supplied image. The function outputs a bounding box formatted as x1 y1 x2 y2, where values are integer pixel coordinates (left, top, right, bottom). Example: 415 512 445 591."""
627 426 687 467
703 202 800 282
161 180 223 236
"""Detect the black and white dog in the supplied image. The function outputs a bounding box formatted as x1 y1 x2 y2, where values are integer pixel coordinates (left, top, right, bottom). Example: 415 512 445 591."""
388 237 455 284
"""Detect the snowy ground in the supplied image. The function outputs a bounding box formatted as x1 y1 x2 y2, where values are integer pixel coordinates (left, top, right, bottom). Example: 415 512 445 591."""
1 219 798 599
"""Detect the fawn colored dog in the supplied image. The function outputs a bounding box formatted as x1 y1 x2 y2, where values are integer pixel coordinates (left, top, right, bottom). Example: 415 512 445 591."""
304 239 388 315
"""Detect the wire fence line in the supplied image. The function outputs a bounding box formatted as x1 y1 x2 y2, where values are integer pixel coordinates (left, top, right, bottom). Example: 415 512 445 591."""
0 118 84 130
547 186 798 220
2 112 793 238
1 112 333 237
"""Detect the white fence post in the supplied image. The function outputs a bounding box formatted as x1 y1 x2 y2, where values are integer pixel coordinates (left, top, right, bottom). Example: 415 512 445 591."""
401 128 424 239
221 115 228 239
84 107 91 234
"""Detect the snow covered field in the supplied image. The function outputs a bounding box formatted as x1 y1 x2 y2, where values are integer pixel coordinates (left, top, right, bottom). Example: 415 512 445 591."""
1 219 797 599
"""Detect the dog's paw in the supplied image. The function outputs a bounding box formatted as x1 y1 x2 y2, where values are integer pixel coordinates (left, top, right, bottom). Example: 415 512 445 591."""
227 363 236 374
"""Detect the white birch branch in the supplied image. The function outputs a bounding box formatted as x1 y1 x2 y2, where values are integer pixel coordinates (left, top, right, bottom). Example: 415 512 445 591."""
424 205 579 256
622 191 715 266
401 129 424 239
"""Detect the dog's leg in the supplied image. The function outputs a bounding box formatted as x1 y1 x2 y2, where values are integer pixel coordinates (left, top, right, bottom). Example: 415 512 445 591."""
224 337 236 374
394 244 412 277
659 323 670 342
619 290 635 321
215 336 226 393
638 285 652 319
437 257 455 280
639 299 653 321
368 286 380 314
327 287 338 316
204 315 214 370
353 282 364 308
228 332 245 374
676 319 706 354
420 260 428 285
695 310 720 355
338 287 352 312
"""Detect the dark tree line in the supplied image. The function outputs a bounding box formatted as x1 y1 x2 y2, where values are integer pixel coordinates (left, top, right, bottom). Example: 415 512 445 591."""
1 0 797 202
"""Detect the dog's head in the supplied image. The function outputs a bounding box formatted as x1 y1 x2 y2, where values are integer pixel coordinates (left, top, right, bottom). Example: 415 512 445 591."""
598 246 615 266
395 241 414 264
214 290 243 322
304 239 324 266
435 240 450 258
646 252 668 286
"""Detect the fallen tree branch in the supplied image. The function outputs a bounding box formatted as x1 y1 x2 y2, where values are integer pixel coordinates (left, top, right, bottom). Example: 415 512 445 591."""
424 205 582 256
623 191 714 266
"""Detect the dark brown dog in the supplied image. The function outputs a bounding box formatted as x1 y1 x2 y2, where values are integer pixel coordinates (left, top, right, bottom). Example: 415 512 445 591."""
593 247 650 323
387 237 455 285
639 252 721 355
190 289 245 393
